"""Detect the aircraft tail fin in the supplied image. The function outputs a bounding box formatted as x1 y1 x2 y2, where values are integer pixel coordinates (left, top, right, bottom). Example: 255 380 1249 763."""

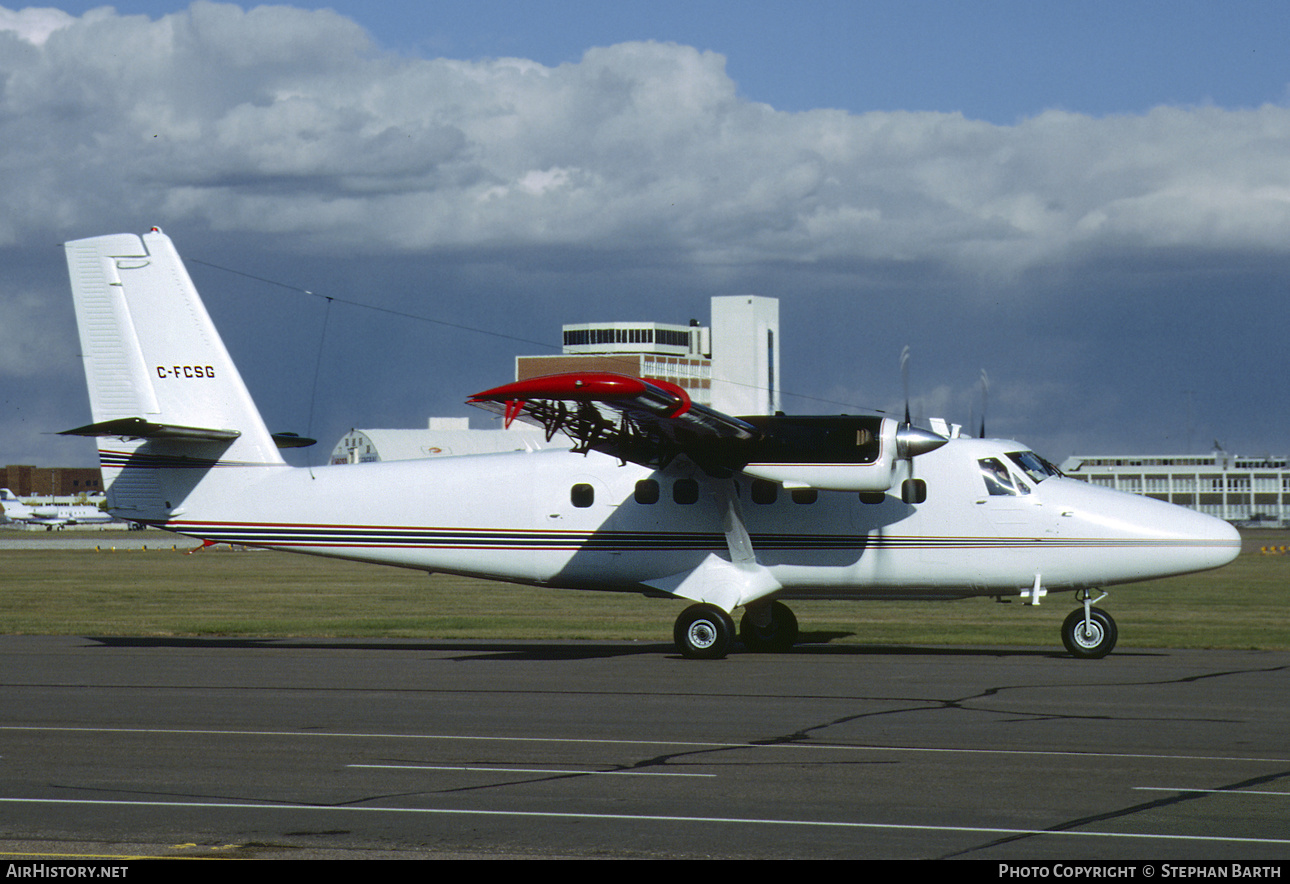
0 489 33 520
62 229 285 521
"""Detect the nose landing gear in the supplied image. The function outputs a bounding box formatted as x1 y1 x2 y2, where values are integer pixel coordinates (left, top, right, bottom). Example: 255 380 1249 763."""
1062 590 1117 658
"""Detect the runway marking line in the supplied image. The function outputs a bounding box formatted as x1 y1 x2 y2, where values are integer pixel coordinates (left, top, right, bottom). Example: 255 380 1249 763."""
1135 786 1290 797
3 726 1288 766
1 797 1287 847
0 850 215 861
349 763 714 777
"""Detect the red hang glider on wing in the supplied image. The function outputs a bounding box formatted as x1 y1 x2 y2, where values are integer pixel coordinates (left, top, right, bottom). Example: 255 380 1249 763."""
468 372 760 472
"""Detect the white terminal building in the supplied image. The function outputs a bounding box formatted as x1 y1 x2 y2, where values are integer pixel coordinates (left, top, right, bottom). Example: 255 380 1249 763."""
330 295 781 465
1060 451 1290 526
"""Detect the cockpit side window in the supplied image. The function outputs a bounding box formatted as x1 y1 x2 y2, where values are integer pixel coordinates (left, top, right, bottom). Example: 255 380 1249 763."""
978 458 1018 496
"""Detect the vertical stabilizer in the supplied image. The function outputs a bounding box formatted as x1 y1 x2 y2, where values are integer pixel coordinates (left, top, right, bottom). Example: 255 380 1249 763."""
0 489 33 521
64 229 285 520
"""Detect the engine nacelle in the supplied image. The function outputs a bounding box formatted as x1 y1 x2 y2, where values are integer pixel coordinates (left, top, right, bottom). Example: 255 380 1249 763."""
737 416 944 492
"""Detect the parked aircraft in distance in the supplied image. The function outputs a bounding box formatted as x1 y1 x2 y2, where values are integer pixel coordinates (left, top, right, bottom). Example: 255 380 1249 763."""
59 229 1241 658
0 488 115 529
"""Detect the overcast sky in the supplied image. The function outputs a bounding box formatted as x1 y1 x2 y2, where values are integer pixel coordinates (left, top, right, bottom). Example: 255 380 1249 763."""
3 1 1289 471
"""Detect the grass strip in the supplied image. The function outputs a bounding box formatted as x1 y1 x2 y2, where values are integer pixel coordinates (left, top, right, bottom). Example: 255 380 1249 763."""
0 531 1285 649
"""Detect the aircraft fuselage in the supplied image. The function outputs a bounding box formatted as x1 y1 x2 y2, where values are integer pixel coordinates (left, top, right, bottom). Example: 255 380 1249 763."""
129 436 1239 602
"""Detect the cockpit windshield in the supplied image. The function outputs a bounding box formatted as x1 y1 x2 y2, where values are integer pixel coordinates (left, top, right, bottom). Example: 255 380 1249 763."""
1007 451 1063 484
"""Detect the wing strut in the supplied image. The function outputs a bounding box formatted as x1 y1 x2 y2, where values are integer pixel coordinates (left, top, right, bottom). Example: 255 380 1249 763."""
644 481 781 612
718 481 757 567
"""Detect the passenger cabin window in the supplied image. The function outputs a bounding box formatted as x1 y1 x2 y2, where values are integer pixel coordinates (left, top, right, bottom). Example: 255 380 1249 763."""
673 478 699 505
751 480 778 504
858 492 885 505
634 479 660 504
571 483 595 508
791 488 818 505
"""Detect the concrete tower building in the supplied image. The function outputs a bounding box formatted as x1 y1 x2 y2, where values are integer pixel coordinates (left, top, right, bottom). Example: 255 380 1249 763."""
709 295 780 416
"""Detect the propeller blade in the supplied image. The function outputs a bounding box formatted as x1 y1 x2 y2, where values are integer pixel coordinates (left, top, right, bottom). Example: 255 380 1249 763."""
894 345 947 505
900 345 912 426
978 369 989 438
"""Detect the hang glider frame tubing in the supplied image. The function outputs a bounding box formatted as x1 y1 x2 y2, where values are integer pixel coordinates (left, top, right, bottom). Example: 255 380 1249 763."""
471 373 706 464
509 396 623 453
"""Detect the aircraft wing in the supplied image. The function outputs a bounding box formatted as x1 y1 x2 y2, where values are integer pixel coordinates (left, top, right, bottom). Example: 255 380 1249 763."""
468 373 760 472
469 371 948 490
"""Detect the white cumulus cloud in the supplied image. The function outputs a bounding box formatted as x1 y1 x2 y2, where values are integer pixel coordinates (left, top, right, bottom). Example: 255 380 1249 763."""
0 5 75 45
3 2 1290 466
1 1 1287 278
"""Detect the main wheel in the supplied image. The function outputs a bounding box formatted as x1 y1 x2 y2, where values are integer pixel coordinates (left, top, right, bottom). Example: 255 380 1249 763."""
1061 607 1118 659
739 601 799 652
674 604 735 659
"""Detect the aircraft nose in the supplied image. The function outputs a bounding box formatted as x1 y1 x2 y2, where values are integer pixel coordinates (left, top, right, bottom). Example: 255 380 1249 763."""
1139 497 1242 575
1189 510 1242 570
1055 480 1242 580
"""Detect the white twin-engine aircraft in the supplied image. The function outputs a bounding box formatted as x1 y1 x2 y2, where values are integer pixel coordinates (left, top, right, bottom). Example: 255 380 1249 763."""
0 488 114 529
61 229 1241 659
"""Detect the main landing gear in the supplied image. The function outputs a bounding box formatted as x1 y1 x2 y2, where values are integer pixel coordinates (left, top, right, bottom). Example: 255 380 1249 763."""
1061 590 1118 659
673 600 799 659
739 600 799 653
673 604 736 659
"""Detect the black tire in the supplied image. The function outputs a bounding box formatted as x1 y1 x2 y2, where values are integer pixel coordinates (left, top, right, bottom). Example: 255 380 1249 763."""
674 604 735 659
1061 607 1118 659
739 601 799 652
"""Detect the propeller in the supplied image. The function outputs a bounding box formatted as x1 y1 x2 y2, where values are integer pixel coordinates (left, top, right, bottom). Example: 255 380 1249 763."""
894 346 948 503
974 368 989 438
900 344 912 428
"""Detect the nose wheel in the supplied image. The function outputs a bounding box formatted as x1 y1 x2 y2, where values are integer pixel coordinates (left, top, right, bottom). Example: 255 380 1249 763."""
1061 604 1117 658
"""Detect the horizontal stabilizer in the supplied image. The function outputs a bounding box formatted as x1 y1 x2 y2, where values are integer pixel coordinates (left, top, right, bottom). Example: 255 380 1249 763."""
59 417 240 443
